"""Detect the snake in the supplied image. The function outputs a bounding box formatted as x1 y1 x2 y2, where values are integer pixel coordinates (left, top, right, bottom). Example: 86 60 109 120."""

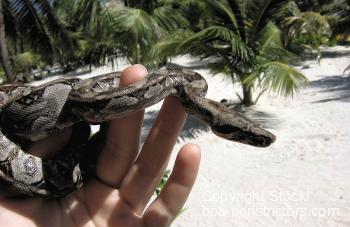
0 68 276 198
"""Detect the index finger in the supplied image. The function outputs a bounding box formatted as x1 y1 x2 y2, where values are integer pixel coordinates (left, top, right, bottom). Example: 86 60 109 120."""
95 64 148 188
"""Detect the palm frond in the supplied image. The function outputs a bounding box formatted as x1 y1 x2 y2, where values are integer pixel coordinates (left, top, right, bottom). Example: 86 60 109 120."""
152 5 189 32
225 0 247 40
74 0 105 33
258 22 282 54
114 7 158 41
35 0 74 52
151 29 193 61
112 7 160 64
8 0 54 56
284 11 331 37
3 0 78 62
245 0 293 44
207 0 240 33
245 61 308 97
13 51 39 66
179 25 251 61
283 9 331 50
3 0 19 40
257 21 298 62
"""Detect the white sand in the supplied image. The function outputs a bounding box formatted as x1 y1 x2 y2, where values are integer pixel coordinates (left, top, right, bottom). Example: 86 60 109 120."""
37 46 350 226
84 47 350 226
162 47 350 227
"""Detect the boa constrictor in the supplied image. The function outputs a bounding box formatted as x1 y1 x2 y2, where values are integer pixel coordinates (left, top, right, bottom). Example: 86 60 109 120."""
0 69 275 197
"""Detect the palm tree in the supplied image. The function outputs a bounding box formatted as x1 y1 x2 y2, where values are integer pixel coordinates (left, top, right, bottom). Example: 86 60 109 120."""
320 0 350 36
295 0 350 41
156 0 308 105
112 0 188 67
0 0 75 82
8 0 74 58
53 0 117 70
282 1 331 58
0 0 14 81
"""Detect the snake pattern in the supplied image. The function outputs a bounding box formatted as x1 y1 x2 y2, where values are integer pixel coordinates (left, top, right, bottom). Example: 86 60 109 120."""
0 69 276 197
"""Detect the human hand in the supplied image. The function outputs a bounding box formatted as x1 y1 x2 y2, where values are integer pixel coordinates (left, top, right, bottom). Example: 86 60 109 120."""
0 64 201 227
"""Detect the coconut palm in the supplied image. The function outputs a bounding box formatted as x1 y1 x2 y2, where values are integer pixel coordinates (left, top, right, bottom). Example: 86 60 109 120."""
112 0 188 67
12 51 44 81
294 0 349 41
282 1 331 58
53 0 117 70
0 0 74 82
0 0 14 81
155 0 308 105
320 0 350 36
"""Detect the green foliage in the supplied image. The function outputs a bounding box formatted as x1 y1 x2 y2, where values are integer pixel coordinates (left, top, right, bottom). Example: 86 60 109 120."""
12 51 44 81
151 29 193 63
244 61 307 97
112 1 189 67
152 4 189 33
156 0 308 105
321 0 350 36
180 25 252 61
155 169 170 196
0 0 78 82
295 0 350 36
155 169 187 223
54 0 117 70
12 52 42 70
174 0 211 31
282 2 331 53
3 0 73 61
257 22 298 62
2 0 336 96
113 7 159 65
0 67 4 80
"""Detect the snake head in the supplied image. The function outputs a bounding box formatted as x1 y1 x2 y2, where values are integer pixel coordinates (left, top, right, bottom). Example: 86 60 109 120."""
210 109 276 147
206 100 276 147
181 93 276 147
211 121 276 147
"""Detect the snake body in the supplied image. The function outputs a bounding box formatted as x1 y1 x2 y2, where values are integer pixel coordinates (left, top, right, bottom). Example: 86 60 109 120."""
0 69 275 197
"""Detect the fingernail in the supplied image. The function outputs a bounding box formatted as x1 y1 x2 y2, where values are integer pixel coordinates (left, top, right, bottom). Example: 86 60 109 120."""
133 64 148 74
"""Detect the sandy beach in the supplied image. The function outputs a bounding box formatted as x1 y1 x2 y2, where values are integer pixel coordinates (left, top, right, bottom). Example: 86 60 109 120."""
159 46 350 227
2 1 349 226
46 46 350 227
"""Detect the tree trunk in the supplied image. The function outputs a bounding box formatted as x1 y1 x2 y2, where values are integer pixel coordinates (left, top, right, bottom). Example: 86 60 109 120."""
242 84 254 106
0 1 14 82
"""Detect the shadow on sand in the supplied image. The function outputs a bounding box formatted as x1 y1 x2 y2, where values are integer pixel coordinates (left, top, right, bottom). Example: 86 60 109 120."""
309 75 350 103
320 49 350 58
141 105 279 143
230 104 281 130
141 110 211 143
297 48 350 61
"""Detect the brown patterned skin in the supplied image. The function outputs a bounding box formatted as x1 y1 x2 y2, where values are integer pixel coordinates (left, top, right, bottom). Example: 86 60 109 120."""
0 68 275 197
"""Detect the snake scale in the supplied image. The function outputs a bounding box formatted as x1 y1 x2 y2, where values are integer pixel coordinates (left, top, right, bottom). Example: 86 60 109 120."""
0 68 275 197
